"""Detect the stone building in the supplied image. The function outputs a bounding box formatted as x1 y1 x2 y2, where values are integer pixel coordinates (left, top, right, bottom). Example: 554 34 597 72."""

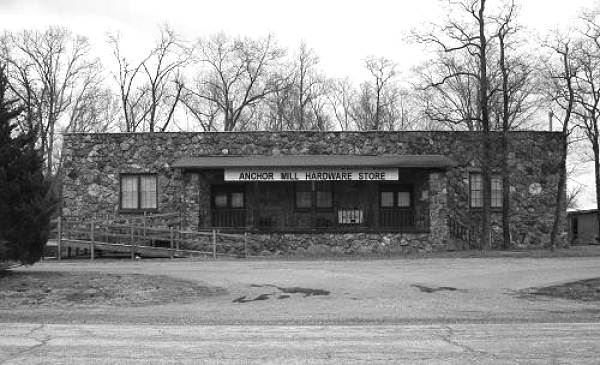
61 131 566 254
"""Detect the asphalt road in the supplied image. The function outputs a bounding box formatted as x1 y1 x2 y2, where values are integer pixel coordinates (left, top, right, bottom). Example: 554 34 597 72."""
1 322 600 364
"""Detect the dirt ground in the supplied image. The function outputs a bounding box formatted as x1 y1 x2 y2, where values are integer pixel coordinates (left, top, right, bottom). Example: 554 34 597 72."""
523 278 600 301
0 271 224 308
2 254 600 325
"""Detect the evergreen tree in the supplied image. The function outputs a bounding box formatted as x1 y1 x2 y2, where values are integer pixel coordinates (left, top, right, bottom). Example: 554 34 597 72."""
0 64 56 265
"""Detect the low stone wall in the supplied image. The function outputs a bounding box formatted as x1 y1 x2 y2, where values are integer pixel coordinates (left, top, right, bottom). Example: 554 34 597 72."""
219 232 442 256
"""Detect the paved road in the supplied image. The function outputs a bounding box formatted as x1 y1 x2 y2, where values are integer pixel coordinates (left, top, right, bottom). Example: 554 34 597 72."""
1 322 600 364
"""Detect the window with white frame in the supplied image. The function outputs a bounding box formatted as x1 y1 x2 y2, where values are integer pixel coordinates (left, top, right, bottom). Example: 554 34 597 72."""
469 173 502 208
120 174 157 210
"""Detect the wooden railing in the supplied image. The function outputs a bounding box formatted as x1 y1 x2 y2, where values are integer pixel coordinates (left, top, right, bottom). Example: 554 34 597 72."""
448 215 475 249
50 216 253 260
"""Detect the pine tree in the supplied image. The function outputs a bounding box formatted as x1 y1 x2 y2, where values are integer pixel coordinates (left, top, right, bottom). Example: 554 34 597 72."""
0 64 57 265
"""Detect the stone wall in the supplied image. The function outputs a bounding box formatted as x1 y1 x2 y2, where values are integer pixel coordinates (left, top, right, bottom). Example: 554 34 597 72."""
61 131 566 252
239 232 440 256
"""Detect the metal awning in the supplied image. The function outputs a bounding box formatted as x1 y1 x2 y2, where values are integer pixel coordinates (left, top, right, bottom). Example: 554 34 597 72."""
172 155 456 169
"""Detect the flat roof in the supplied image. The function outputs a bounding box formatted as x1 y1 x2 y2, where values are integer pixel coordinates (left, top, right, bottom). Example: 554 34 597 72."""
567 209 599 216
172 155 457 169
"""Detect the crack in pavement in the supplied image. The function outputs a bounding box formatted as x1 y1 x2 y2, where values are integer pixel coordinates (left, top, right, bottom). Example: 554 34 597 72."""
0 324 50 365
439 325 497 359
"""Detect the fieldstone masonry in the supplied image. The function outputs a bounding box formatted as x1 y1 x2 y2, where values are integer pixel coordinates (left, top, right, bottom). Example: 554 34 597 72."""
61 131 566 254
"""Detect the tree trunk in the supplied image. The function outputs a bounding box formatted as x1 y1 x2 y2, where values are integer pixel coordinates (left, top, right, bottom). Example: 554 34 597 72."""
550 48 573 250
149 96 156 132
46 119 55 176
481 134 492 250
501 129 510 249
121 94 131 132
478 0 492 250
299 67 305 130
594 141 600 245
499 28 510 250
549 148 566 250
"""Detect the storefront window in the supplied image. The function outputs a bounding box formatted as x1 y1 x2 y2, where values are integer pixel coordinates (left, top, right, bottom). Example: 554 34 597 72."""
212 187 245 209
380 185 411 208
295 182 333 209
397 192 411 207
214 192 228 208
295 183 312 209
381 192 394 207
231 192 245 208
316 182 333 209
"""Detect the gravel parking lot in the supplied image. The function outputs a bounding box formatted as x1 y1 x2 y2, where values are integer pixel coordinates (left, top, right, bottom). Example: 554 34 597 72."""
3 255 600 325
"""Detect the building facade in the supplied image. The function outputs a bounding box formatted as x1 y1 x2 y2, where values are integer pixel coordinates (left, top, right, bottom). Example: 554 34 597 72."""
61 131 566 254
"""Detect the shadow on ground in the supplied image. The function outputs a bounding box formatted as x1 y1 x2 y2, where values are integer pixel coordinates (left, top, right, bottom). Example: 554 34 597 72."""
233 284 330 303
519 278 600 302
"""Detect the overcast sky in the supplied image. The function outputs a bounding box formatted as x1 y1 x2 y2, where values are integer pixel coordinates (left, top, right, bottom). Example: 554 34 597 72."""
0 0 598 209
1 0 597 79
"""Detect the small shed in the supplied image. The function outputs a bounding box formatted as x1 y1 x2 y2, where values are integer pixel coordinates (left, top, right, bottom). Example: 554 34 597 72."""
568 209 600 245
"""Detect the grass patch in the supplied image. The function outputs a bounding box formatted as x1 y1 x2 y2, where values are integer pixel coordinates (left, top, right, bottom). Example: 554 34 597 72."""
522 278 600 302
0 270 226 308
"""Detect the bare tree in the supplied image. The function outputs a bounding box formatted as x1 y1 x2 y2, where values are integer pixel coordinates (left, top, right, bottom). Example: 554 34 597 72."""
361 56 398 130
327 77 357 131
291 42 328 130
179 85 220 131
189 33 286 131
571 9 600 244
307 81 333 130
1 27 99 175
67 82 120 133
140 25 190 132
327 69 413 132
108 26 189 132
107 32 149 132
413 0 495 249
494 1 532 249
544 32 578 249
416 55 481 130
263 72 295 131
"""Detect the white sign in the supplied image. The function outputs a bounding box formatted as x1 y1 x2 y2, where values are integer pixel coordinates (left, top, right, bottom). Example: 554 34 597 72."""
224 168 399 181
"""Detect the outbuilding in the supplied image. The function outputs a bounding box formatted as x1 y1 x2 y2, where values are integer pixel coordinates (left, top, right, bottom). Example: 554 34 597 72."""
568 209 600 245
61 131 566 254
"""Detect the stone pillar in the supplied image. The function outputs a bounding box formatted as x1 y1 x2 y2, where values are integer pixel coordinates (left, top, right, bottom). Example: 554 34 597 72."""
179 172 201 230
428 172 449 249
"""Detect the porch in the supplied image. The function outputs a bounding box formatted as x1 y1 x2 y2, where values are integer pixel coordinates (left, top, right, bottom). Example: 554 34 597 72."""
200 206 430 233
173 154 455 235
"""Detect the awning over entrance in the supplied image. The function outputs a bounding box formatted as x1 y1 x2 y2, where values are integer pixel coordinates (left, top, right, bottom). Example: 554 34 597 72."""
172 155 457 169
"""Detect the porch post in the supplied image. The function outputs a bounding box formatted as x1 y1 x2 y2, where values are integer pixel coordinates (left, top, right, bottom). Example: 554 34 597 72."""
428 172 449 248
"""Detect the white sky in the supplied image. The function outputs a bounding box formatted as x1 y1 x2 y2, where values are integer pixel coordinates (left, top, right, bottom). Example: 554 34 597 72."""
1 0 597 79
0 0 598 209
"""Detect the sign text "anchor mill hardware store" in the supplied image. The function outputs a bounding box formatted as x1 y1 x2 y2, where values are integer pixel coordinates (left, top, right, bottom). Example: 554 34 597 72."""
224 168 399 181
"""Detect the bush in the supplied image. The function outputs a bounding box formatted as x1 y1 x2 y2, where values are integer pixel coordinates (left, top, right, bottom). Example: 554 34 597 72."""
0 64 57 265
